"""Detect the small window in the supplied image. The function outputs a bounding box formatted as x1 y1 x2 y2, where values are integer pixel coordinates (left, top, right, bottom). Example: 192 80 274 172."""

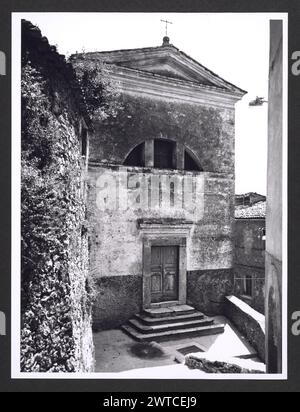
244 275 253 297
261 227 266 241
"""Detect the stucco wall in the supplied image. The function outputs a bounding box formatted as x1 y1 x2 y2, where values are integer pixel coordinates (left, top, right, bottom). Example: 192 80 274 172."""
88 165 234 327
85 72 237 328
90 93 235 174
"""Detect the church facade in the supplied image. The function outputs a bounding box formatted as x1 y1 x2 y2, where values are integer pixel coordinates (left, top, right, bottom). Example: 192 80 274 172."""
71 37 246 330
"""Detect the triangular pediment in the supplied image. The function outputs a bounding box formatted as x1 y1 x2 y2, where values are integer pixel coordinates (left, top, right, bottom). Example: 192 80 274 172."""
117 54 217 86
73 44 246 95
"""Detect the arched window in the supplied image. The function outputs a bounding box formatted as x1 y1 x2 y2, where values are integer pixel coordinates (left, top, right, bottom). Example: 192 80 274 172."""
124 142 145 167
123 139 202 171
184 149 203 172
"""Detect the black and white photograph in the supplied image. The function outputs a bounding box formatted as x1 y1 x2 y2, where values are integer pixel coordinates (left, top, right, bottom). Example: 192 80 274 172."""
10 11 287 380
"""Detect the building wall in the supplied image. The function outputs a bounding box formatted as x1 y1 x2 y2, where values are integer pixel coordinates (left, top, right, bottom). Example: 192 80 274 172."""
265 20 283 374
87 91 236 328
90 93 235 174
234 219 265 314
21 20 94 372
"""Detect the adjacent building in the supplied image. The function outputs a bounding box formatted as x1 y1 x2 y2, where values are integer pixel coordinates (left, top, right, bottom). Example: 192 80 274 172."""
234 196 266 314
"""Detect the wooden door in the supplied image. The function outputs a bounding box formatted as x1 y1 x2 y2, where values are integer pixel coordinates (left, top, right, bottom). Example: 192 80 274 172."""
150 246 179 303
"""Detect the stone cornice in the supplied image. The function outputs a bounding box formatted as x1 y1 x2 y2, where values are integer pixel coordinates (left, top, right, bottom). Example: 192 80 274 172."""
109 65 245 109
139 222 193 238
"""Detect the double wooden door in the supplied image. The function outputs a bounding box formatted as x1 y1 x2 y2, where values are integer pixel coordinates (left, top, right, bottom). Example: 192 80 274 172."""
150 245 179 303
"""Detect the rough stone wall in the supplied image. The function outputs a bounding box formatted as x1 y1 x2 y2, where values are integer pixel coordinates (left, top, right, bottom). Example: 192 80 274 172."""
265 20 283 374
186 354 265 374
21 20 94 372
234 219 265 314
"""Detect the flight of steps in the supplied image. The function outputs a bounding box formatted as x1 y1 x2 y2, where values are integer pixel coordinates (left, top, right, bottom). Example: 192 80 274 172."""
122 304 225 342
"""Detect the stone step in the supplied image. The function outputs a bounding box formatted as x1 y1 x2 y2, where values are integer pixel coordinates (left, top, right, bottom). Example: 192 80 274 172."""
143 304 196 318
135 311 204 325
129 317 214 334
122 323 225 342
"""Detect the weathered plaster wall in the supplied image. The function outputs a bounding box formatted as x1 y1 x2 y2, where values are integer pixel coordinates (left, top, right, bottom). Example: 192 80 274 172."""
265 20 283 374
234 219 265 314
93 276 142 330
88 165 235 327
90 93 235 174
85 69 237 328
187 269 233 315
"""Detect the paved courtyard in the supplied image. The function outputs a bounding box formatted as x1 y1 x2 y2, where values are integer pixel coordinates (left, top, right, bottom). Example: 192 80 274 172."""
93 316 263 376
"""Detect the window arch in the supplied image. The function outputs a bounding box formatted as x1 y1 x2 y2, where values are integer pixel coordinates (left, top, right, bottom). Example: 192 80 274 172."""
123 139 203 171
184 148 203 172
123 142 145 167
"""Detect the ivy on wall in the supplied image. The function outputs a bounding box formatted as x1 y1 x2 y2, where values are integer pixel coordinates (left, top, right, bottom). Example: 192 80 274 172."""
20 19 131 373
71 56 124 121
21 62 93 372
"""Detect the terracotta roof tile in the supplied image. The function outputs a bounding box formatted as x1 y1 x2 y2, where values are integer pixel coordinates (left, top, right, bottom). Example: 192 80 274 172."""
235 201 266 219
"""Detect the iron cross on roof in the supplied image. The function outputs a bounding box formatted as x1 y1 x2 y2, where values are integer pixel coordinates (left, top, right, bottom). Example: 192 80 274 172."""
161 19 173 36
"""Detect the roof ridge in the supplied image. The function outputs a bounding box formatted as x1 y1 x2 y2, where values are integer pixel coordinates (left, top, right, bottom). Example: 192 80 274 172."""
70 44 178 59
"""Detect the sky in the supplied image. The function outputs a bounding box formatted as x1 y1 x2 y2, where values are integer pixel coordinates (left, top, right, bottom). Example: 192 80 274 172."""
18 12 285 195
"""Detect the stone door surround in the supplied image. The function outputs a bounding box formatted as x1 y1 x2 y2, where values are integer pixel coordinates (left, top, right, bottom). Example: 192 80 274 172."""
139 219 192 308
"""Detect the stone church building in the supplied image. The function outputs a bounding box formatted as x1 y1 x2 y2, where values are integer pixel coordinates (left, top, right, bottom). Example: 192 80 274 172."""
71 36 246 332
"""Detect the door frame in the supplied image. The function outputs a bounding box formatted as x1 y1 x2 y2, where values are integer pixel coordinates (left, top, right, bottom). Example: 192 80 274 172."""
140 221 192 309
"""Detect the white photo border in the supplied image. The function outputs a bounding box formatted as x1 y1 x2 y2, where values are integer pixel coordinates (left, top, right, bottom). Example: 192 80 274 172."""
11 12 288 380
